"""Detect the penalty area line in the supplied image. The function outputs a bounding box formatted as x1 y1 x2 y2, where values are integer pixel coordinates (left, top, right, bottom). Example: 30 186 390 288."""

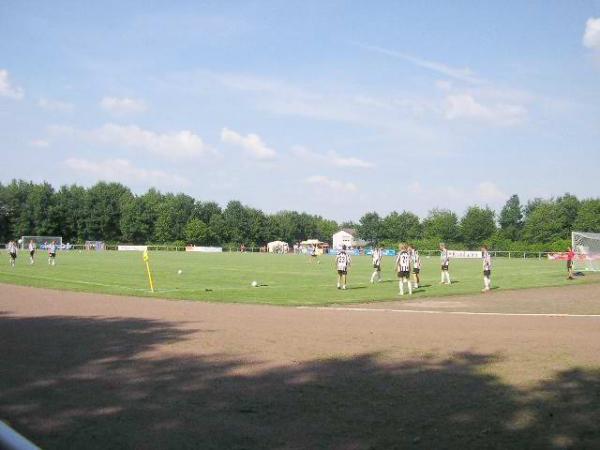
297 306 600 318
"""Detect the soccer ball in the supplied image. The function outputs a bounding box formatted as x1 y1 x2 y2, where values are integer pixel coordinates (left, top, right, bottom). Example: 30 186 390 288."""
177 269 183 275
251 280 258 287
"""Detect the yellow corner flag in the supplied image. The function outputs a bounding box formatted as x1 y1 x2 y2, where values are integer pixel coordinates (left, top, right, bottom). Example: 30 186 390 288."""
143 249 155 292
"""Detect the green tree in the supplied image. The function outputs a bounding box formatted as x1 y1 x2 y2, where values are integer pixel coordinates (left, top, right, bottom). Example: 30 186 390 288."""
192 201 222 224
381 211 422 243
85 182 132 241
422 209 460 242
54 184 87 242
153 193 195 243
357 212 382 244
555 193 580 235
574 199 600 232
460 206 496 247
184 218 210 245
208 213 227 245
223 200 250 244
498 194 523 240
522 202 565 243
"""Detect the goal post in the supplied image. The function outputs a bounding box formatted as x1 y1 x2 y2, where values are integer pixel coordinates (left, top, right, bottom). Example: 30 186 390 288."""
572 231 600 272
19 236 63 251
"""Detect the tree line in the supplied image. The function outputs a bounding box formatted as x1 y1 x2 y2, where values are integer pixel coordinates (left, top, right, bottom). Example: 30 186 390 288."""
1 180 599 250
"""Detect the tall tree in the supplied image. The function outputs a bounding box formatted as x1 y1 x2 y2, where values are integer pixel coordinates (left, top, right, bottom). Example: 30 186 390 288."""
522 202 565 243
85 182 132 241
574 199 600 232
54 184 87 242
460 206 496 247
499 194 523 240
357 212 382 244
422 209 460 242
381 211 422 243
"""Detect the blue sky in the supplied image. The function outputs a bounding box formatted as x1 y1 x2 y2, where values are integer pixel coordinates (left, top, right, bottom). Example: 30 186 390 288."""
1 1 599 220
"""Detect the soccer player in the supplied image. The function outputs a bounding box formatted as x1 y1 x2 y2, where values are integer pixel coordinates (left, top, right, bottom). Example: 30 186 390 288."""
566 246 575 280
310 244 318 263
410 245 421 288
481 245 492 292
28 240 36 265
395 244 412 295
439 243 451 285
48 240 57 266
336 245 351 290
7 240 17 267
370 246 383 283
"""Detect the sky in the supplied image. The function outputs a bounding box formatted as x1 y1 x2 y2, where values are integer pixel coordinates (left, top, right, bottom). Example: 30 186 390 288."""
1 0 600 221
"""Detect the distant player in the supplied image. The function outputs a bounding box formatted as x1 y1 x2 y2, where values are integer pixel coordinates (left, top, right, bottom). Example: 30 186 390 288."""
410 245 421 288
370 246 383 283
566 246 575 280
395 244 412 295
48 240 57 266
336 245 351 290
481 245 492 292
440 243 451 285
28 240 36 265
310 244 318 263
7 240 17 267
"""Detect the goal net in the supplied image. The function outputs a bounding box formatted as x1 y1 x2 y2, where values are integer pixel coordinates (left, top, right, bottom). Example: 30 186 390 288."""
20 236 63 251
85 241 105 251
572 231 600 272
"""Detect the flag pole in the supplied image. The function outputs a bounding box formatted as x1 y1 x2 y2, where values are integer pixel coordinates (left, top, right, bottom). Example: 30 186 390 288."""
143 249 155 292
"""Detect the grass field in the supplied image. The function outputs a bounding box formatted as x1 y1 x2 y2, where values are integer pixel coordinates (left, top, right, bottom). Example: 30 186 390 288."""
1 250 599 305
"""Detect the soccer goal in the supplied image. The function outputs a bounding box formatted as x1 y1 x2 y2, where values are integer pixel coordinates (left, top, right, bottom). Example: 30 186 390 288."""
572 231 600 272
85 241 105 251
20 236 63 251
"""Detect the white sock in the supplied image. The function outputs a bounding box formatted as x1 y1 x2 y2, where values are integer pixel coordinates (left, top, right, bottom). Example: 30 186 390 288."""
441 273 444 283
408 280 412 295
371 271 377 283
399 281 404 295
445 272 451 284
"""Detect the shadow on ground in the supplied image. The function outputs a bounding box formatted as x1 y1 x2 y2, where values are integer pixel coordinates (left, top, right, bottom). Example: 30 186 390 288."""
0 312 599 449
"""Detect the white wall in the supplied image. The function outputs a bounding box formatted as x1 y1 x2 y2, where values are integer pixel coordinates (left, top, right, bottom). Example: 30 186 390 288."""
333 231 354 249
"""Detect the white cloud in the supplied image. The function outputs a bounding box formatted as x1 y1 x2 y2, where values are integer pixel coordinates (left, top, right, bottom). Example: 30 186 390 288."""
49 123 211 160
356 43 484 84
0 69 24 99
444 94 527 126
292 146 374 168
38 98 74 112
583 17 600 49
305 175 358 193
221 127 277 160
476 182 507 204
30 139 49 147
64 158 190 187
100 96 147 114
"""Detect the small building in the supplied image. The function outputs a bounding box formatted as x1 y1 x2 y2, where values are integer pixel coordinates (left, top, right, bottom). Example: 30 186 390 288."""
332 229 367 250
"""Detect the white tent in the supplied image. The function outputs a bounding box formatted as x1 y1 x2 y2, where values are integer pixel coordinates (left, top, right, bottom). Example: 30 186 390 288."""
267 241 289 253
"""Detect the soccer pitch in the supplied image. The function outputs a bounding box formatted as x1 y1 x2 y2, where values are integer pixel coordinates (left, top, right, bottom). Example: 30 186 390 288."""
0 251 598 305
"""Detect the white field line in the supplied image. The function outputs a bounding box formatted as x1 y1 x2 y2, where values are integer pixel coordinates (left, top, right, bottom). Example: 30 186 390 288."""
0 271 150 292
297 306 600 318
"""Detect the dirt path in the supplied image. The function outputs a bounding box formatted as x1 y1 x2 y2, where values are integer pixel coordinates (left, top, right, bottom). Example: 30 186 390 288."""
1 283 600 449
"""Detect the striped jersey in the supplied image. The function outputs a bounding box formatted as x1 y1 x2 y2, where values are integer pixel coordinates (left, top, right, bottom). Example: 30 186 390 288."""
336 251 351 271
28 242 35 252
372 248 382 265
440 248 449 266
396 251 411 272
412 250 421 269
48 243 56 254
482 251 492 271
7 242 17 253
